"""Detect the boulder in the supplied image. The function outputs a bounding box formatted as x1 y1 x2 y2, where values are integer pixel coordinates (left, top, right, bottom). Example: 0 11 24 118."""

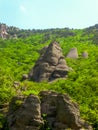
6 91 93 130
66 47 78 59
0 24 9 39
40 91 92 130
6 95 44 130
29 42 70 82
56 94 82 129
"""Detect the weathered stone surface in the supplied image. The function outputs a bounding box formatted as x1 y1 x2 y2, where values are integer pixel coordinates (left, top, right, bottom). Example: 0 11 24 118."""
7 95 43 130
0 24 9 39
0 23 19 39
66 47 78 59
29 42 70 82
39 91 92 130
6 91 93 130
56 94 82 129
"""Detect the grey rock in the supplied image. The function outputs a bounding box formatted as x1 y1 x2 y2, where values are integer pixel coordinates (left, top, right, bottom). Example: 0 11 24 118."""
7 95 44 130
29 42 70 82
39 91 93 130
0 24 9 39
66 47 78 59
6 91 93 130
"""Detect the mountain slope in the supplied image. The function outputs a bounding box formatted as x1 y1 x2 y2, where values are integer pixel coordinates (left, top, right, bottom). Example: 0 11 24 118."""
0 23 98 129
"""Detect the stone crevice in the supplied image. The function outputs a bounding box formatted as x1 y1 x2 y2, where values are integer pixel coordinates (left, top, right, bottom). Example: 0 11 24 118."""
6 91 93 130
29 42 70 82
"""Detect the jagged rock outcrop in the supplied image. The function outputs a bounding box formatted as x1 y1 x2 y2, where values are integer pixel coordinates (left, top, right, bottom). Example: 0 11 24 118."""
29 42 70 82
40 91 92 130
6 95 44 130
0 24 9 39
0 23 19 39
6 91 93 130
82 51 88 58
66 47 78 59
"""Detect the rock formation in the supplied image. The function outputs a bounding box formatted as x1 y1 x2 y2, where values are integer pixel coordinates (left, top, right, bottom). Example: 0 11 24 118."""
29 42 70 82
6 95 44 130
66 47 78 59
6 91 93 130
0 23 19 39
0 24 9 39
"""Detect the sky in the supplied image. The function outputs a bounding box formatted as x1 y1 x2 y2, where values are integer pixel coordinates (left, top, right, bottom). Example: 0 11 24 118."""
0 0 98 29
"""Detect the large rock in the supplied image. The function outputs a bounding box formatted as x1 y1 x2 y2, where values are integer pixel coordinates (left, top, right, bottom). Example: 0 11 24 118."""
66 47 78 59
40 91 92 130
6 91 92 130
6 95 44 130
29 42 70 82
0 24 9 39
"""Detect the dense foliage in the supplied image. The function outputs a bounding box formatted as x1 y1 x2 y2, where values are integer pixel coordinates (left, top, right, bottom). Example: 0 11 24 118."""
0 25 98 129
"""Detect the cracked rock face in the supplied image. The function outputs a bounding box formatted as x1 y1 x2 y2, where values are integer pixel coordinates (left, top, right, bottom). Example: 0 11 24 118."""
6 95 44 130
29 42 70 82
0 24 9 39
6 91 93 130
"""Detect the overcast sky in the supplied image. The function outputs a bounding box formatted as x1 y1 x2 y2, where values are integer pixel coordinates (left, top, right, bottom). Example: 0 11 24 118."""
0 0 98 29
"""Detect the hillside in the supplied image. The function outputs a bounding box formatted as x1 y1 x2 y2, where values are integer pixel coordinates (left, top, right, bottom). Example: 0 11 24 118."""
1 23 98 45
0 23 98 129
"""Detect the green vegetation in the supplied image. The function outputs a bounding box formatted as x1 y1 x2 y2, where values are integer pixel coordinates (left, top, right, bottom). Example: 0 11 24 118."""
0 26 98 129
40 114 52 130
